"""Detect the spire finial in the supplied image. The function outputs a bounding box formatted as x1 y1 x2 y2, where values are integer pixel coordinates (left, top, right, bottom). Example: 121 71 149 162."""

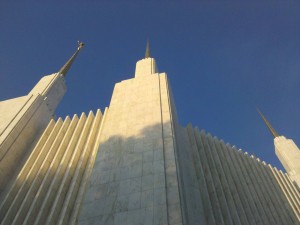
145 39 150 58
257 107 279 138
58 41 85 77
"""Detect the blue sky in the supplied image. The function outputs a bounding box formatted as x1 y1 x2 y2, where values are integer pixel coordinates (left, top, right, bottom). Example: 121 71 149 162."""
1 1 299 171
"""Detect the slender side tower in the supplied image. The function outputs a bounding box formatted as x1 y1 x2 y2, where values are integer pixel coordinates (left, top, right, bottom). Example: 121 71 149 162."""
258 109 300 189
0 42 84 194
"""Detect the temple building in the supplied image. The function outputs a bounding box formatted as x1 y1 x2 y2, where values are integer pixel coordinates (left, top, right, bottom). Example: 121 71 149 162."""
0 42 299 225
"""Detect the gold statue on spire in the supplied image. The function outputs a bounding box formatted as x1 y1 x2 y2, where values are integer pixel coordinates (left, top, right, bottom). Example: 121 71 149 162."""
257 108 279 138
77 41 85 50
59 41 85 77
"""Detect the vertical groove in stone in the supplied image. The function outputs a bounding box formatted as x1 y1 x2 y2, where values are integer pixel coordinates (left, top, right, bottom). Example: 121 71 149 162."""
0 119 55 220
21 114 79 225
44 111 96 225
258 161 293 224
206 134 236 225
280 171 300 211
233 147 269 224
286 175 300 199
192 128 216 225
264 164 297 224
160 75 186 225
56 109 103 225
224 143 260 224
272 167 300 222
239 152 276 225
251 158 286 224
30 113 87 225
275 169 300 212
1 117 68 225
157 74 170 225
209 135 242 225
232 148 269 225
214 139 249 225
11 116 74 225
199 131 225 225
68 108 108 225
185 126 210 224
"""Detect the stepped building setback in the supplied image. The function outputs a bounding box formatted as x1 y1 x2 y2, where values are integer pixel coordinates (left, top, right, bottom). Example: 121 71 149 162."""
0 42 299 225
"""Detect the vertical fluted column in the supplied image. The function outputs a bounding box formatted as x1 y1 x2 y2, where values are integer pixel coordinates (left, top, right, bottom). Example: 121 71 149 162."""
238 152 276 224
1 117 70 225
214 139 249 225
30 112 87 225
185 126 213 225
250 157 286 224
232 148 269 224
199 131 225 225
68 108 108 225
224 143 262 224
209 135 242 225
0 119 56 220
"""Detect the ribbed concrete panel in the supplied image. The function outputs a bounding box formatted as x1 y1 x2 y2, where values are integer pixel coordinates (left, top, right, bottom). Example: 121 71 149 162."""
271 167 300 222
0 119 56 220
255 160 289 224
180 126 300 225
19 114 79 225
0 109 103 225
68 108 108 225
209 135 241 225
1 117 70 225
30 113 87 225
186 126 214 225
248 156 281 225
50 110 103 225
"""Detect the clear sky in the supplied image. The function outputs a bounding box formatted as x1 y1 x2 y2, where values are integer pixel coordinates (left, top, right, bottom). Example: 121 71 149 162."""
1 1 299 171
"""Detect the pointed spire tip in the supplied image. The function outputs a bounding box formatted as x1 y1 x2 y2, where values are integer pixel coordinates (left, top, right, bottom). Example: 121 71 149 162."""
257 107 279 138
145 39 150 58
59 41 84 77
77 41 85 50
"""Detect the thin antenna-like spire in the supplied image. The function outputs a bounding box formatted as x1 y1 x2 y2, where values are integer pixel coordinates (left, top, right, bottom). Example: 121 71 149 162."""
145 39 150 58
257 108 279 138
59 41 85 77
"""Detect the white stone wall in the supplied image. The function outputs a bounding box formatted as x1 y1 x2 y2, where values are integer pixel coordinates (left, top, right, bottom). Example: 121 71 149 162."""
180 126 300 224
0 110 103 225
0 73 66 193
135 58 157 77
78 73 183 225
275 136 300 189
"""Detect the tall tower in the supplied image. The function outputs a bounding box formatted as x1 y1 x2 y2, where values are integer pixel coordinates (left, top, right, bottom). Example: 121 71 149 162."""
0 42 84 193
78 42 200 224
258 109 300 189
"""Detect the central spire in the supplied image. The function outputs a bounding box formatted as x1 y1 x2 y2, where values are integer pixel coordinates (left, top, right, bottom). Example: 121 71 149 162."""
58 41 85 77
257 108 279 138
145 39 150 58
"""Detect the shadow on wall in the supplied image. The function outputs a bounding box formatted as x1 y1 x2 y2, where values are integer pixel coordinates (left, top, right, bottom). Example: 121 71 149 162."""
0 117 298 225
78 121 179 225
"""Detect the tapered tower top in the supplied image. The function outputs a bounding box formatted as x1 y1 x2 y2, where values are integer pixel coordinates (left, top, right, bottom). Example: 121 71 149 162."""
58 41 85 77
145 40 150 58
257 108 279 138
135 40 157 77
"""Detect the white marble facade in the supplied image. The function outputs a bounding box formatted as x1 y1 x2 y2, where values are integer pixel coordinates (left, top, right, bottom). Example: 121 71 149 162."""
78 58 183 225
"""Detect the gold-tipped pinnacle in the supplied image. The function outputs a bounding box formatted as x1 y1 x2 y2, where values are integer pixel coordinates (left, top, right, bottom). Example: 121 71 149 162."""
59 41 85 77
